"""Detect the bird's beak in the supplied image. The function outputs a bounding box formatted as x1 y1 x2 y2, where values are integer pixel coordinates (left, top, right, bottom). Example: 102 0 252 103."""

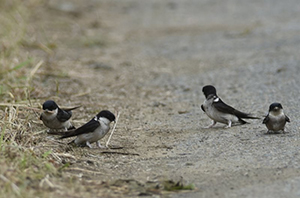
272 107 280 112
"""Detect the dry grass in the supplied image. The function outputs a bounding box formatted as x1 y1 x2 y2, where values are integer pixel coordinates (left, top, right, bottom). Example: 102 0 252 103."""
0 2 134 197
0 1 66 197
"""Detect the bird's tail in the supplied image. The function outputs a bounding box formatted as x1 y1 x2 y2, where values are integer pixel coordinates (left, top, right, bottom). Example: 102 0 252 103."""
238 118 248 125
244 114 260 119
234 110 261 119
47 129 76 137
61 105 81 111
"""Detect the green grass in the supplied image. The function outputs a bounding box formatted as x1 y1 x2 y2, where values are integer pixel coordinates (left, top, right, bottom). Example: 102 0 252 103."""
162 180 195 191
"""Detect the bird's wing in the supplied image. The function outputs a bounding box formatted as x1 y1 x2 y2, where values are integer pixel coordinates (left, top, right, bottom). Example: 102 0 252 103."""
57 106 81 122
61 106 81 111
213 99 237 115
285 115 290 122
60 118 100 139
262 115 269 124
57 109 72 122
213 98 259 119
201 104 205 112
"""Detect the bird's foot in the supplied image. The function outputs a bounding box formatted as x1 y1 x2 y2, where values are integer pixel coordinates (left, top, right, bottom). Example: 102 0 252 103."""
97 141 107 149
86 141 93 148
224 121 232 128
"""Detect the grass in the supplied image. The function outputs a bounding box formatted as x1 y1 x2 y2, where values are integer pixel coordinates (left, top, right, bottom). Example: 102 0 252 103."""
0 1 64 197
0 2 117 197
0 0 32 101
163 180 195 191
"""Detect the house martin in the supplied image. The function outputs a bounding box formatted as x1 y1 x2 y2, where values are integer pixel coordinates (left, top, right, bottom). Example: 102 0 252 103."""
40 100 79 131
201 85 259 128
49 110 115 148
263 102 290 133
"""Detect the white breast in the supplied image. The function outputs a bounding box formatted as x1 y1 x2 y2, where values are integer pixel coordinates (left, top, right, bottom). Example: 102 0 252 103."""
266 111 286 131
41 111 72 130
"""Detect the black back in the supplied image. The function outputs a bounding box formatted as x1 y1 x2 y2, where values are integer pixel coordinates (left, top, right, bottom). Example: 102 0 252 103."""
60 118 100 139
213 97 259 119
59 110 115 139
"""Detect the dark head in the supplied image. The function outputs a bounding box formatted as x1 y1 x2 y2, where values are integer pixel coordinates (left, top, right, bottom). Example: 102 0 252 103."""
269 103 283 112
97 110 116 122
202 85 217 98
42 100 59 111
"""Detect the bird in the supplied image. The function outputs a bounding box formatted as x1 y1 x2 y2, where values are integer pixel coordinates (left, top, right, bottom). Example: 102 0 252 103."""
263 103 290 133
40 100 79 132
49 110 115 148
201 85 259 128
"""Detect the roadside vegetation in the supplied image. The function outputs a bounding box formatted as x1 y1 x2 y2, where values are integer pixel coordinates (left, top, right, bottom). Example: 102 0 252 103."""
0 1 62 197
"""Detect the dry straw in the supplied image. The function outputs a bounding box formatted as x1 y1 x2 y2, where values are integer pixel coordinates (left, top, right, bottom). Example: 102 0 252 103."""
106 111 120 148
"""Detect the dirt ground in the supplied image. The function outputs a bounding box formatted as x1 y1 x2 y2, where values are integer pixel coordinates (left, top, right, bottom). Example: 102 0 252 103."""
19 0 300 197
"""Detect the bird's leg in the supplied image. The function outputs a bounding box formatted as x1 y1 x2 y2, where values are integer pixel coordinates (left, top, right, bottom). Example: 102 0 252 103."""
282 129 289 133
97 141 106 149
224 120 232 128
205 120 217 128
86 141 93 148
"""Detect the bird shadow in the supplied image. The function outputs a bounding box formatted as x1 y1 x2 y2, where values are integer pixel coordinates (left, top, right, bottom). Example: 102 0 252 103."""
262 131 289 135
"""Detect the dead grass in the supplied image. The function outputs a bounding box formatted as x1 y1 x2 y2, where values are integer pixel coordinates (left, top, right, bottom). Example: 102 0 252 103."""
0 1 65 197
0 2 141 197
